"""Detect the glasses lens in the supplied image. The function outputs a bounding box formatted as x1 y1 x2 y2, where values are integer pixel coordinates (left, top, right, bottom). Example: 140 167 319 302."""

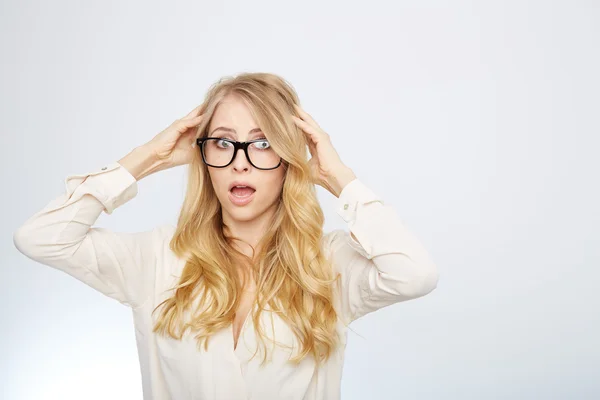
202 138 280 169
202 138 233 167
247 140 280 169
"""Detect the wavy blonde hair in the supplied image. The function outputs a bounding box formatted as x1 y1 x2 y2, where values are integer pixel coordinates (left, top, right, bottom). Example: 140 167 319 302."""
151 72 342 366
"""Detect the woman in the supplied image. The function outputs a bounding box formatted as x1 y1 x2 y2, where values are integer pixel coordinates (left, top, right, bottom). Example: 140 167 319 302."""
13 72 439 399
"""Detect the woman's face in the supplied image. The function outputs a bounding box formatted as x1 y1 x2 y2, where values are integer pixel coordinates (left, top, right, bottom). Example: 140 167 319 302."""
206 94 286 224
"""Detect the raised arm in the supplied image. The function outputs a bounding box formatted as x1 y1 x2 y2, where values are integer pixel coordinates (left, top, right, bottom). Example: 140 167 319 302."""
326 178 439 323
13 147 165 308
13 105 205 308
290 104 439 324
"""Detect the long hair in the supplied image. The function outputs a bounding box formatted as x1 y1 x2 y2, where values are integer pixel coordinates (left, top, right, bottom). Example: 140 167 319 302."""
151 72 342 366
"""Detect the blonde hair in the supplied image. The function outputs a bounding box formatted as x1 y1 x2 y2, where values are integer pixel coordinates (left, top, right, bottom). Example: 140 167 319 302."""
151 72 341 366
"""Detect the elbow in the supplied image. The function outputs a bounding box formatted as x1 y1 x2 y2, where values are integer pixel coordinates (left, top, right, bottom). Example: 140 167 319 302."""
13 225 36 258
13 224 52 260
385 261 440 300
406 254 440 298
14 223 82 266
416 266 439 297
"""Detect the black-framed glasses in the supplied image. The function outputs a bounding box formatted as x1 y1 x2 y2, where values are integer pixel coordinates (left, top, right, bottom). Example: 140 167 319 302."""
196 137 282 170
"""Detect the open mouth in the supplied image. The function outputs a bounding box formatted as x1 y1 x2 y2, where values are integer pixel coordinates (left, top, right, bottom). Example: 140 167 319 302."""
228 185 256 206
229 186 256 198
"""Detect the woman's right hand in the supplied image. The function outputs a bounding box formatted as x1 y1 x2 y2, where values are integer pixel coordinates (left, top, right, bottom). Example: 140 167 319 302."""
145 104 205 168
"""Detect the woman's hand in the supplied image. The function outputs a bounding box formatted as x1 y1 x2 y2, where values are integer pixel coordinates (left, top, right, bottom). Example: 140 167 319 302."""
145 104 205 167
291 104 357 197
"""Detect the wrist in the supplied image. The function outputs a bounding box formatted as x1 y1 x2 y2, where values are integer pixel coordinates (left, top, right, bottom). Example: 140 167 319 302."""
329 167 357 198
118 145 167 181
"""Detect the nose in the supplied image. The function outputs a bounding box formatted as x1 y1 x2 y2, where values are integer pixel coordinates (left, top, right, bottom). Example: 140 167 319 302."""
231 146 251 171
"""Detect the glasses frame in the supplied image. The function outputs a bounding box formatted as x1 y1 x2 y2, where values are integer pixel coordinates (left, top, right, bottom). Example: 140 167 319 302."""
196 137 282 170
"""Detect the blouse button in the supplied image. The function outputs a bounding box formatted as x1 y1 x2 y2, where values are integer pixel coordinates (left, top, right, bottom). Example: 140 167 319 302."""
343 204 349 210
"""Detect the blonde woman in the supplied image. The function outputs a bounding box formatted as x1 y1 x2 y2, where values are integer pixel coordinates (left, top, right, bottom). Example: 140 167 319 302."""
13 72 439 400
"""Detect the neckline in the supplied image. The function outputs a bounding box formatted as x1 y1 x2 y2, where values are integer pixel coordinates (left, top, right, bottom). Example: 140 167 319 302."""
232 304 253 352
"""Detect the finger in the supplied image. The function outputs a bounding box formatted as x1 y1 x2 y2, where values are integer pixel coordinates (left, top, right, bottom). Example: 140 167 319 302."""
294 104 321 130
307 139 317 158
292 116 319 158
184 114 204 125
292 115 323 143
176 114 204 131
184 104 203 119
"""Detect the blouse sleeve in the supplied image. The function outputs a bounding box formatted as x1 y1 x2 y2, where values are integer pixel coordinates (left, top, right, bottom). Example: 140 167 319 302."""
327 178 440 323
13 161 163 309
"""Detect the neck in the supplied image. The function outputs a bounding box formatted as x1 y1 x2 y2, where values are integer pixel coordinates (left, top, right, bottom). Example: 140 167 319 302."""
222 204 278 260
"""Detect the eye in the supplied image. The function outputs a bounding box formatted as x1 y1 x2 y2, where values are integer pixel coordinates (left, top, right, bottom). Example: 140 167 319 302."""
252 139 271 150
216 139 233 148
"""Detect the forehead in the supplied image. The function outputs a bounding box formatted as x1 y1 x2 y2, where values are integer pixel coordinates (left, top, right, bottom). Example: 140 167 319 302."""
209 95 259 131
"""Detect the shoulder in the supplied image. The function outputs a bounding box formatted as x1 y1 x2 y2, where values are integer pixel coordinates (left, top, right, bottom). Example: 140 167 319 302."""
150 224 187 288
144 223 178 259
156 223 177 239
321 229 357 263
322 228 364 254
142 223 177 244
321 228 371 271
321 229 344 255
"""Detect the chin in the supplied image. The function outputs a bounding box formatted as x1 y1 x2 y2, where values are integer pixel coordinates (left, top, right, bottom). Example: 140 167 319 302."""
226 207 262 223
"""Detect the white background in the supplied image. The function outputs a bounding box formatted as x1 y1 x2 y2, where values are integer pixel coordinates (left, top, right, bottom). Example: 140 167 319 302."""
2 1 599 399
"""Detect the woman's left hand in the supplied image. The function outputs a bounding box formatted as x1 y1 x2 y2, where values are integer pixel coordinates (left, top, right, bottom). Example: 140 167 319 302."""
292 104 357 197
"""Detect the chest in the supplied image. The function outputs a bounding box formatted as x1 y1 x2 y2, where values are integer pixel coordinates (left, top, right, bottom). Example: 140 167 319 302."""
232 290 256 350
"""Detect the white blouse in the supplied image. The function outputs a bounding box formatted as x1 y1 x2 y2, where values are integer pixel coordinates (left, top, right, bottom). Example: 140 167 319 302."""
13 161 439 400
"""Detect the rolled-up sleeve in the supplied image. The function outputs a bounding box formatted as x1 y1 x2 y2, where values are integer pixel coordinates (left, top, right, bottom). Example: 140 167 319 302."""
13 161 161 309
327 178 440 323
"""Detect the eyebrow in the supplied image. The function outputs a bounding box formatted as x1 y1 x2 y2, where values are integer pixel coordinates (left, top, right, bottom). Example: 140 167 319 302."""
208 127 263 137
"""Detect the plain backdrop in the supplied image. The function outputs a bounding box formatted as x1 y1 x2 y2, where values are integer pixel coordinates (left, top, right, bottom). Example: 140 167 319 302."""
1 1 599 399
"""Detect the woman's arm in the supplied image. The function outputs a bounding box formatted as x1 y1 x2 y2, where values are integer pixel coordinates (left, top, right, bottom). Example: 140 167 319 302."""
290 104 439 323
327 178 440 323
13 104 205 308
13 146 168 309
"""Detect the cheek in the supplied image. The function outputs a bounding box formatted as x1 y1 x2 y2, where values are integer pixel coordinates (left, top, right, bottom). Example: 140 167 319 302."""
208 171 227 197
259 172 285 200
